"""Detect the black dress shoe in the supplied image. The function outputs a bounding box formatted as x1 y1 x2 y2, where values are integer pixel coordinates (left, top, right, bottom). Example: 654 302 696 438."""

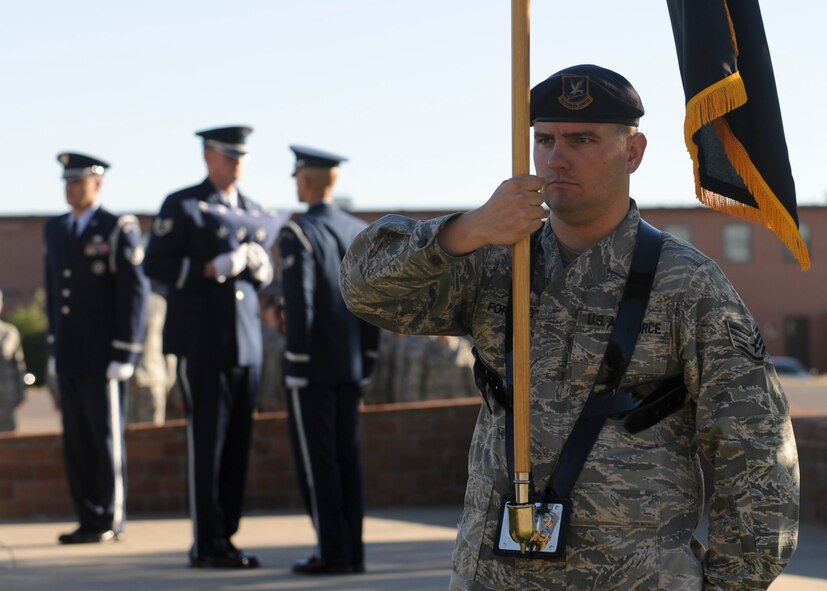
190 548 260 569
58 527 120 544
292 555 361 575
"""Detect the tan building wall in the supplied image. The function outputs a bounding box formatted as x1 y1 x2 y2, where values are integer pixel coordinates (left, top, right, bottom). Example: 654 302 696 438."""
643 206 827 371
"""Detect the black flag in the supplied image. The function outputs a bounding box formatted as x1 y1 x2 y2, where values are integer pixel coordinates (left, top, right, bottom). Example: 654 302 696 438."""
666 0 809 270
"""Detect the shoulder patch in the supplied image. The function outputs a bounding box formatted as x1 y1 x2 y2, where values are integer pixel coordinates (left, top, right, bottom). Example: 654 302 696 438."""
726 320 767 364
153 217 174 236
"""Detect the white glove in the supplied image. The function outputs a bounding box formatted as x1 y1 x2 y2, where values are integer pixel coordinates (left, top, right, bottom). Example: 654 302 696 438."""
106 361 135 382
48 356 56 377
246 242 274 285
285 376 309 389
212 244 250 282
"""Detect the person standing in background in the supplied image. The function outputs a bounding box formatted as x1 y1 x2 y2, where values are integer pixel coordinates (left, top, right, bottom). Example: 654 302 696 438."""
45 152 148 544
279 146 380 575
144 126 274 569
127 283 175 425
257 297 286 412
0 289 28 432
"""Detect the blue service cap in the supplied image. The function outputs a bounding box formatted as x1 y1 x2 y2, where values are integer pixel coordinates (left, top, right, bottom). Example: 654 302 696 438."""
531 64 644 127
57 152 110 181
289 145 347 176
196 125 253 158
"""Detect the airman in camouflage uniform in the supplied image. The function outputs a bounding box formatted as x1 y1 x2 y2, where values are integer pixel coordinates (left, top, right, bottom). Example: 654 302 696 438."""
420 336 476 401
340 65 798 590
128 288 175 425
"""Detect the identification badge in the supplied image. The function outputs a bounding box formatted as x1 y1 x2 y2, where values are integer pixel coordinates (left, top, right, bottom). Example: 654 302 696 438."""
493 497 571 560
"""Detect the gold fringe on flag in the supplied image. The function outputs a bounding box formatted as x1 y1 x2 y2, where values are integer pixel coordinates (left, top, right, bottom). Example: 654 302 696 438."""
682 71 811 270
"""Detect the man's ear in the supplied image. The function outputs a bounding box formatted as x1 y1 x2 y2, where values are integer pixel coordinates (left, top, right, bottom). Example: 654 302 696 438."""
627 131 647 174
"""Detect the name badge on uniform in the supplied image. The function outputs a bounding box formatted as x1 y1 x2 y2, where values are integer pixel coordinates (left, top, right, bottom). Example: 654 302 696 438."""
493 497 570 560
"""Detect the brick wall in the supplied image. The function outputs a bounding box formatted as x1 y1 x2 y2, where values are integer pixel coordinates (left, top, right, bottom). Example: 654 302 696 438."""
0 398 482 521
2 399 825 526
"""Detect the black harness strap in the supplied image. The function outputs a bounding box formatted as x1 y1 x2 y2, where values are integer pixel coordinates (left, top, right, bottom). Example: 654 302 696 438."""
544 220 663 499
473 221 665 500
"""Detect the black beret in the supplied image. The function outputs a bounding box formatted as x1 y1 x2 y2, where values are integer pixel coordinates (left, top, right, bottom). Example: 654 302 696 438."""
57 152 110 180
530 64 644 126
195 125 253 158
289 145 347 176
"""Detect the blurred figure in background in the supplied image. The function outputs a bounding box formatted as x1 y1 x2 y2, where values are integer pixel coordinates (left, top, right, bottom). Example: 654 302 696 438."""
257 296 285 412
144 126 274 569
45 152 148 544
279 146 379 575
363 332 476 404
419 335 476 400
0 289 28 432
127 284 176 425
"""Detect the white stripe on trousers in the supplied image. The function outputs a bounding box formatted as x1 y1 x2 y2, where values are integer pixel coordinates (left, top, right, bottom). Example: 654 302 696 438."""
107 378 125 534
290 386 321 552
178 358 200 558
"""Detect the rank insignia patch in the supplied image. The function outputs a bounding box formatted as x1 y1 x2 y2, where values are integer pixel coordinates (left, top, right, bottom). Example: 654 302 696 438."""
152 217 174 236
558 75 594 110
727 320 767 364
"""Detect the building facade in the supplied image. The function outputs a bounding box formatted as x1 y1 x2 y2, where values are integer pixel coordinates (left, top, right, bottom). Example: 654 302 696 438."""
1 205 824 370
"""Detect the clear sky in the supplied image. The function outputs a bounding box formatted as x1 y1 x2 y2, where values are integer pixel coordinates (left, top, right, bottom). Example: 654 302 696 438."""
1 1 824 216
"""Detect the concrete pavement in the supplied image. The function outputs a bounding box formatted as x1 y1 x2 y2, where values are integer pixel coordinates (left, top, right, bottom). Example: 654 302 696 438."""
6 381 827 590
1 508 460 591
1 507 826 590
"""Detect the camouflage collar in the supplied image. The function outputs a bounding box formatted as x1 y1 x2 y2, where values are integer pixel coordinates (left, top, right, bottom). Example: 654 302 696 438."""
541 201 640 288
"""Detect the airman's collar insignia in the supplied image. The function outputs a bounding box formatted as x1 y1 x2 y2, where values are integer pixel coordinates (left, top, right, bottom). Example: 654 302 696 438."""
558 75 593 111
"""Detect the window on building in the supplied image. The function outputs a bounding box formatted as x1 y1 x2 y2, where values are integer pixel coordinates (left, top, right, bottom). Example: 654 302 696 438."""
783 222 810 263
664 223 692 244
723 223 752 263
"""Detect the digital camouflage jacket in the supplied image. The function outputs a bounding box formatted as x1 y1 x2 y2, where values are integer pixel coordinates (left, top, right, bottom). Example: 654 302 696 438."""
340 204 799 591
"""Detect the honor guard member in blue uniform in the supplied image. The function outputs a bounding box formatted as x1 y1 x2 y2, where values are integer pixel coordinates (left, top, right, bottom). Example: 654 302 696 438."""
44 152 149 544
279 146 380 575
144 126 274 569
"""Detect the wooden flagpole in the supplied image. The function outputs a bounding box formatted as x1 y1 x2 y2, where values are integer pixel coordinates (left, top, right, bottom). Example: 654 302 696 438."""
508 0 535 550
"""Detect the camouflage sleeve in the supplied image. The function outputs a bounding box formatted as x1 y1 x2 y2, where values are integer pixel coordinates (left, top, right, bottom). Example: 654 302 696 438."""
340 213 480 337
678 260 799 591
